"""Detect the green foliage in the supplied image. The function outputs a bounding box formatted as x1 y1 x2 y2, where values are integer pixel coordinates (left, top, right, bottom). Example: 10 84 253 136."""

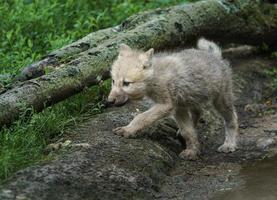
0 0 188 75
271 51 277 59
0 81 110 181
265 67 277 88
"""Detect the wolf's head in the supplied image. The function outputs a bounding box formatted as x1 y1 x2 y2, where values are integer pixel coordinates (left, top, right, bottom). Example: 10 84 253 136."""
107 44 154 106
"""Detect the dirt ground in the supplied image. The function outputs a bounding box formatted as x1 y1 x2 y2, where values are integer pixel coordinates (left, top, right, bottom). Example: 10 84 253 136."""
0 54 276 200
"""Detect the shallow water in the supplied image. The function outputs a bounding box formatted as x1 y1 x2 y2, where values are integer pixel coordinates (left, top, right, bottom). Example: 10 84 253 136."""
213 156 277 200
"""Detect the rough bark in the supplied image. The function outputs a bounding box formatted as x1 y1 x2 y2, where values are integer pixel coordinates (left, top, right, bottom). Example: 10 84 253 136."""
0 0 277 127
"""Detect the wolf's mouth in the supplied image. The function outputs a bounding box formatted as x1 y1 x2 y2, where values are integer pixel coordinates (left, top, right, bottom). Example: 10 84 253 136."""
114 99 128 107
105 98 128 107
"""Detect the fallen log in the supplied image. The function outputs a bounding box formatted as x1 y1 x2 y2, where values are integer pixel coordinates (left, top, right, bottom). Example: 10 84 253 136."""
0 0 277 127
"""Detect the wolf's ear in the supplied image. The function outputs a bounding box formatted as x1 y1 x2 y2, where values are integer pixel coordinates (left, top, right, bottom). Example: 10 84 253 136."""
119 43 131 56
145 48 154 59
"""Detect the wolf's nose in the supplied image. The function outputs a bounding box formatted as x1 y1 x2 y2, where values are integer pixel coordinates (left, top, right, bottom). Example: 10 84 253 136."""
105 99 115 107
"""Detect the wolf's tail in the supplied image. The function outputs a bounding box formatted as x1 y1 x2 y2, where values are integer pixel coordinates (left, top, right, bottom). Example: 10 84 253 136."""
197 38 222 59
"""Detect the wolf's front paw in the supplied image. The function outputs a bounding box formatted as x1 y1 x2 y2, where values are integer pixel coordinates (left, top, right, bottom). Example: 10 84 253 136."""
217 143 237 153
113 126 136 138
179 149 198 160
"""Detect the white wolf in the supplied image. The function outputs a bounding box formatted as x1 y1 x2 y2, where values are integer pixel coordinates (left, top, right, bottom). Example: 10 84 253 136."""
107 38 238 160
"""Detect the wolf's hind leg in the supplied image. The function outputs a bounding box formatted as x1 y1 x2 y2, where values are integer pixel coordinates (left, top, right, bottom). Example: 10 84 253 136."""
214 95 238 153
175 108 200 160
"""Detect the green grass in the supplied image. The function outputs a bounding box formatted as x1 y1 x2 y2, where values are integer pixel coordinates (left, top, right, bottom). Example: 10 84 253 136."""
0 81 110 181
0 0 195 181
265 66 277 88
0 0 189 75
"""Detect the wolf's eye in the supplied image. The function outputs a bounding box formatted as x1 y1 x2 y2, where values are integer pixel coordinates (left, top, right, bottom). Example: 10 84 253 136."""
123 81 131 87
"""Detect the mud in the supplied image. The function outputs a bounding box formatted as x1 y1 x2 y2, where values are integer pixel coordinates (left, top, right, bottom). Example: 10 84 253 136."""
0 55 276 200
213 155 277 200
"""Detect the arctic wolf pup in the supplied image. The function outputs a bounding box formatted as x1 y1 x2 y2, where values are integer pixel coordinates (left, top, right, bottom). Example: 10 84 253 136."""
108 38 238 160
